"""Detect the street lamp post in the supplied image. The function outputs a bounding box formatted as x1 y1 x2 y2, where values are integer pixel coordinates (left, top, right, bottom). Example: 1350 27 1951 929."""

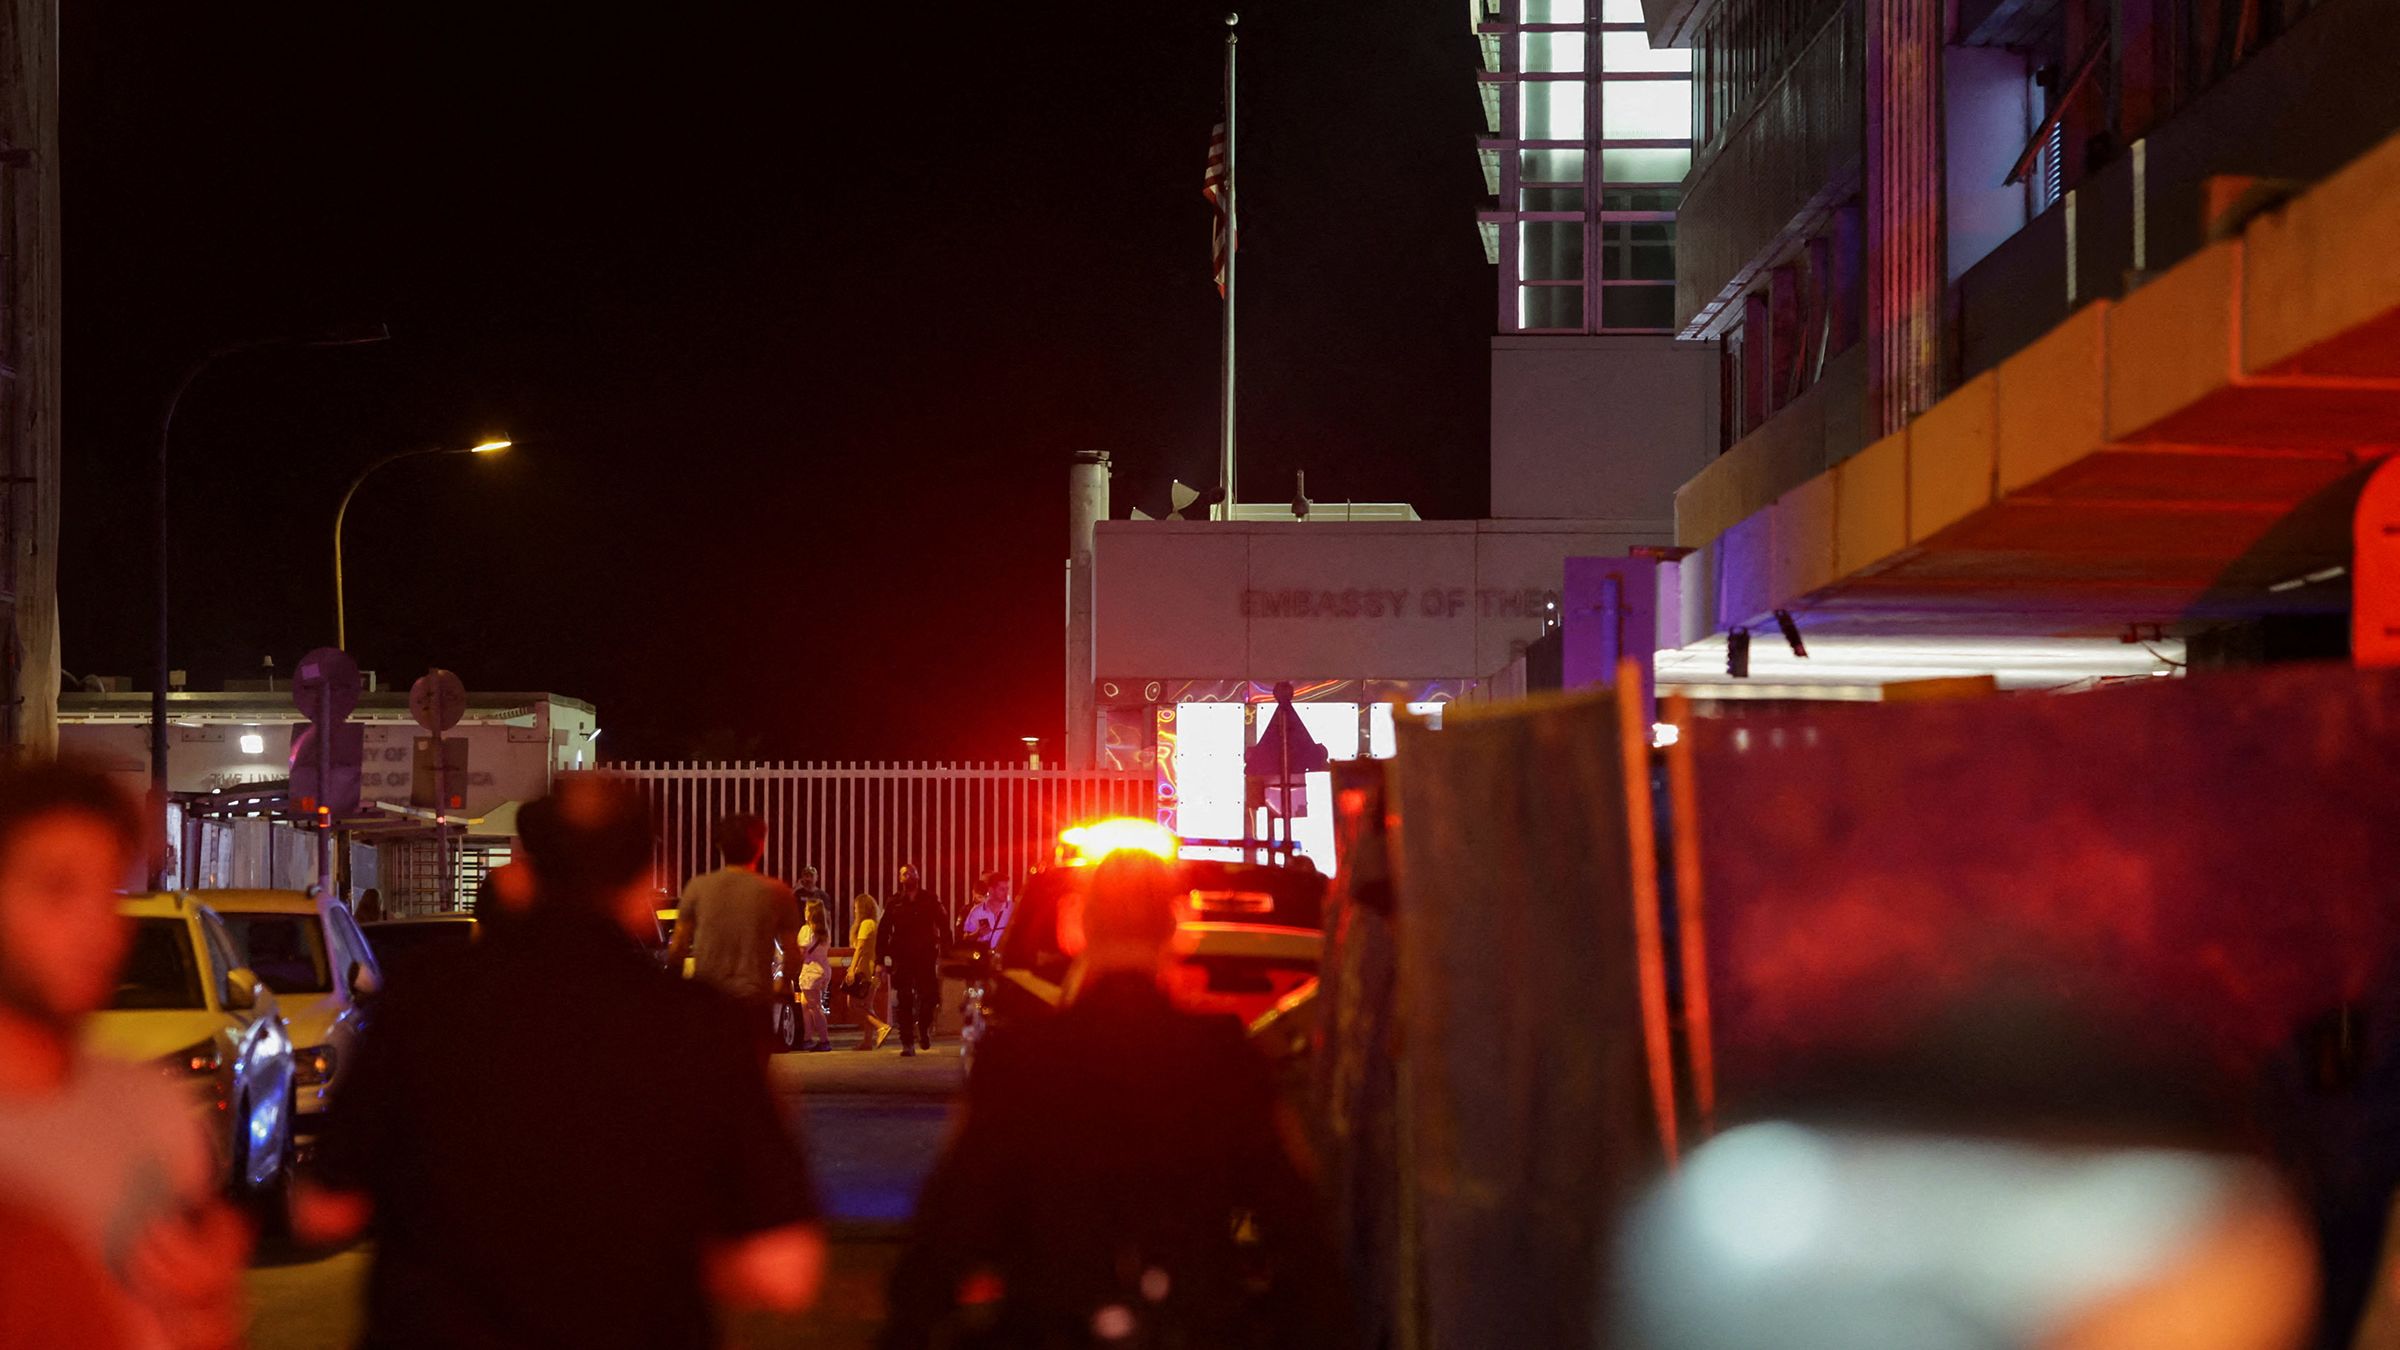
332 438 511 650
151 322 388 889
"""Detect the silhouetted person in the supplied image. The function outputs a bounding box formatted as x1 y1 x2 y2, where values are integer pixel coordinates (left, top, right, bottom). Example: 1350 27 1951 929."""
354 886 383 923
0 760 248 1350
794 864 831 927
2263 976 2400 1348
470 859 531 931
668 813 801 1062
882 850 1348 1348
300 776 825 1348
882 863 947 1055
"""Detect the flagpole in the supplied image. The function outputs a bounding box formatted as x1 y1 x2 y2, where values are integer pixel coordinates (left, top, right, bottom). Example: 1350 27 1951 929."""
1218 12 1239 522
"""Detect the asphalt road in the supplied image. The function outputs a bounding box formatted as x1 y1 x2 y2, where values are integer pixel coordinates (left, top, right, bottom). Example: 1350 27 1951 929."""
245 1039 964 1349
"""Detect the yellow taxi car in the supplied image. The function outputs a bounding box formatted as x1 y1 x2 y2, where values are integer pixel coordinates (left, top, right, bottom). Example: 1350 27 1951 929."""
84 894 297 1204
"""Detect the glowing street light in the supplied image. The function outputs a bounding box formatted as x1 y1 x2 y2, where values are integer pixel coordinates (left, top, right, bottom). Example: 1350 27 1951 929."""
333 436 511 650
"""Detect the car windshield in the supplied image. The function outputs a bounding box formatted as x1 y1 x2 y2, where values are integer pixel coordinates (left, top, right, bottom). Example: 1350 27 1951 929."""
217 912 331 994
363 922 473 968
114 919 204 1011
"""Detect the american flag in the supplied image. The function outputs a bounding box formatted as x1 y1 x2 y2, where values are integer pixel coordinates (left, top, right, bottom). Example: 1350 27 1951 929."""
1204 120 1235 296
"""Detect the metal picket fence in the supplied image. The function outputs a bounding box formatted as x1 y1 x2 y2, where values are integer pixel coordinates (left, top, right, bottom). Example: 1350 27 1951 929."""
608 761 1153 934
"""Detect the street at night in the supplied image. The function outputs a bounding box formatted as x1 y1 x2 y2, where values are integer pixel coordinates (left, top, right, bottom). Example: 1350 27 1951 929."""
0 0 2397 1347
245 1050 959 1350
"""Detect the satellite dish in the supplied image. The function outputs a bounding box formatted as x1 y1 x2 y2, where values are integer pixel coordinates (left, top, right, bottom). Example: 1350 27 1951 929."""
1159 478 1226 521
1130 507 1155 521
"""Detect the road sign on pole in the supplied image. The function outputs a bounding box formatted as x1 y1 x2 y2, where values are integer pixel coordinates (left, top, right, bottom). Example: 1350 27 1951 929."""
410 669 466 735
1246 681 1328 855
290 724 366 817
293 647 363 724
410 669 470 912
411 736 470 812
292 647 365 898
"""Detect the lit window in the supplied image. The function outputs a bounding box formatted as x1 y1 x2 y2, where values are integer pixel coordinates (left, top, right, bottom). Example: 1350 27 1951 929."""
1173 702 1247 841
1520 80 1585 140
1602 31 1691 72
1368 702 1451 758
1252 702 1358 869
1602 145 1691 182
1519 148 1585 183
1521 32 1585 72
1600 0 1644 19
1273 702 1360 761
1601 80 1692 140
1522 0 1584 20
2044 120 2064 207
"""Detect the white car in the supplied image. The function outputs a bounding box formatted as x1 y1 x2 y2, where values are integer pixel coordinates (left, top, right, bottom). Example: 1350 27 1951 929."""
202 890 380 1144
84 894 297 1204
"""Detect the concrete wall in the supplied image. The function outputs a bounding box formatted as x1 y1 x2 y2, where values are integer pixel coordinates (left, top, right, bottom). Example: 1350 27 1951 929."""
1094 519 1673 682
1490 336 1721 524
62 696 597 823
1675 343 1868 547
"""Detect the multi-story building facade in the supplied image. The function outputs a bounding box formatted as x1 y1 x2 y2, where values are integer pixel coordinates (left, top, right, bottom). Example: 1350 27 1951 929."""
1648 0 2400 668
1470 0 1721 530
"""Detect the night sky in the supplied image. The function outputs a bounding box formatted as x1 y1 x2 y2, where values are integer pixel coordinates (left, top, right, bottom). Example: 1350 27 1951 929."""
62 3 1490 761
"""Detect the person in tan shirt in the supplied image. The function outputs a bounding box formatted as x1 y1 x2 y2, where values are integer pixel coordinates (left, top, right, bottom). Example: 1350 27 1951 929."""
666 813 800 1060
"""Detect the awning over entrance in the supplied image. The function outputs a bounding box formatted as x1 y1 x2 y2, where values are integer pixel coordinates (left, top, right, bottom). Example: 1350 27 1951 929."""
1677 125 2400 640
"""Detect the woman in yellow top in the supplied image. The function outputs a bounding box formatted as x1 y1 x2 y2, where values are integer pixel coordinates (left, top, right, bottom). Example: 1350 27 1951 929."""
846 894 893 1050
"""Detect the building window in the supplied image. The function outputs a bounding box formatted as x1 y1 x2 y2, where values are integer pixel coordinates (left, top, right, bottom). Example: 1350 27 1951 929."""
1520 220 1585 279
1520 79 1585 138
1475 0 1693 334
1522 31 1586 72
1520 285 1587 329
2042 119 2064 210
1599 220 1675 279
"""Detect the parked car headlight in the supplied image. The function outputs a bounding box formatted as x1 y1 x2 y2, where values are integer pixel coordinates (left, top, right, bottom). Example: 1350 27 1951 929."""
160 1040 222 1077
294 1044 338 1087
